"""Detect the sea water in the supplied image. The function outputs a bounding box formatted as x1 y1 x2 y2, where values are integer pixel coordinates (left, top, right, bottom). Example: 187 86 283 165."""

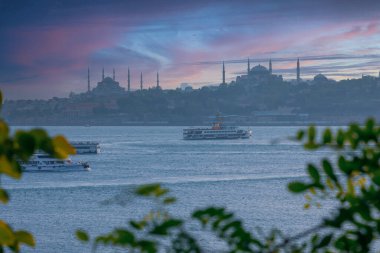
1 126 337 252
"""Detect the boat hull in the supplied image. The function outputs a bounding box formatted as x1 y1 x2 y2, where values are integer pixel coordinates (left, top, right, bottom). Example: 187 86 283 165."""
183 135 250 140
71 142 100 154
183 130 252 140
22 164 90 172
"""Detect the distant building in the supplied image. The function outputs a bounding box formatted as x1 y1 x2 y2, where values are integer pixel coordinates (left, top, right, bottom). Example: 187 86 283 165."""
91 76 125 96
179 83 193 91
297 58 301 83
235 59 283 85
313 73 328 83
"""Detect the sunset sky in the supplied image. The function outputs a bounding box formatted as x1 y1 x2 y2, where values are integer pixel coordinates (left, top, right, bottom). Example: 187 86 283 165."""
1 0 380 99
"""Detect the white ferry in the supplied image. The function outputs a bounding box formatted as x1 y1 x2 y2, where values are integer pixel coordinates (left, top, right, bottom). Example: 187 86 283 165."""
70 141 100 154
183 116 252 140
20 153 90 172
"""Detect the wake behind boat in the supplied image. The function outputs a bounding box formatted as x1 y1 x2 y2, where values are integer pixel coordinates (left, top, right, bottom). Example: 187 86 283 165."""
183 114 252 140
20 153 90 172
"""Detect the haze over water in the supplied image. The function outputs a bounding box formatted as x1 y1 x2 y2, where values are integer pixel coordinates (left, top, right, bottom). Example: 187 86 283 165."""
1 126 336 252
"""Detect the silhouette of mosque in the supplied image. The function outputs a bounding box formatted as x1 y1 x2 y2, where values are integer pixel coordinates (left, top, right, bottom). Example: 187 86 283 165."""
232 58 299 85
86 67 160 96
86 58 304 94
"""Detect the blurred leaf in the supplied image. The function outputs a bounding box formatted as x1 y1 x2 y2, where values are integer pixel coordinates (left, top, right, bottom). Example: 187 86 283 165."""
296 130 304 140
307 164 320 183
52 135 76 158
29 129 49 147
0 189 9 204
336 129 345 148
323 128 332 144
14 231 35 247
113 229 135 245
308 126 316 142
76 230 89 242
0 156 21 179
130 221 145 230
163 197 176 204
322 159 338 184
316 234 333 248
288 182 309 193
365 118 375 132
0 120 9 142
136 184 168 197
0 220 14 245
137 240 156 253
150 219 183 235
15 131 36 158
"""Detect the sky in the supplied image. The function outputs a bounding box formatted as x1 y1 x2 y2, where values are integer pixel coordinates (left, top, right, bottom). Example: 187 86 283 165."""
1 0 380 99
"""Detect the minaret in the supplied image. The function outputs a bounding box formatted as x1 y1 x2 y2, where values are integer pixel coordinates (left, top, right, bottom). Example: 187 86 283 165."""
113 68 115 80
222 61 226 84
247 58 250 75
297 58 300 83
87 67 90 92
156 72 159 88
102 67 105 81
127 68 131 92
269 58 272 75
140 72 143 90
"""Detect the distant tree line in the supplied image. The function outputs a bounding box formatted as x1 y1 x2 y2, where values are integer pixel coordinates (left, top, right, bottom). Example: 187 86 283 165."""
3 76 380 125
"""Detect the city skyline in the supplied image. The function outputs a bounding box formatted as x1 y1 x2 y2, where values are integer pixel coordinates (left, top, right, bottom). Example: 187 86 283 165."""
1 0 380 99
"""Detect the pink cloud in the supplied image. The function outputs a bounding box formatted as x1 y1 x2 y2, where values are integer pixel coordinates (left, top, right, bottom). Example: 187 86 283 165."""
313 21 380 46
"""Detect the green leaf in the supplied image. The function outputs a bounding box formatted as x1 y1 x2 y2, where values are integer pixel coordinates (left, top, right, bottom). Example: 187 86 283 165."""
135 184 168 197
0 156 21 179
0 220 15 245
163 197 176 204
15 131 36 158
316 234 333 248
288 182 309 193
322 159 339 184
365 118 375 132
307 164 320 183
114 229 135 245
0 120 9 142
14 231 35 247
373 171 380 186
336 129 345 148
150 219 183 235
76 230 89 242
0 189 9 204
130 221 145 230
137 240 156 253
308 126 316 142
322 128 332 144
29 129 49 147
52 135 76 158
296 130 305 140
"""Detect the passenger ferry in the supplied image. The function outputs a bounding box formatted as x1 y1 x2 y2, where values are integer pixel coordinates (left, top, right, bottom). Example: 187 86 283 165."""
20 153 90 172
183 115 252 140
70 141 100 154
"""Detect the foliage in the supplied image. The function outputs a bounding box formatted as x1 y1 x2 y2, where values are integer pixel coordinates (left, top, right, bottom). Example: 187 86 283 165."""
0 91 75 252
78 118 380 252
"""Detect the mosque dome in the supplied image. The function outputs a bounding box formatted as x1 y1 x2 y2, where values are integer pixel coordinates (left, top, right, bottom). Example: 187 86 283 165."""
250 64 269 74
313 74 328 82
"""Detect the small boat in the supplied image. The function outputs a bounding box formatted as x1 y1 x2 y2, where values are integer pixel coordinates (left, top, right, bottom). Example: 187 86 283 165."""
183 114 252 140
70 141 100 154
20 153 90 172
